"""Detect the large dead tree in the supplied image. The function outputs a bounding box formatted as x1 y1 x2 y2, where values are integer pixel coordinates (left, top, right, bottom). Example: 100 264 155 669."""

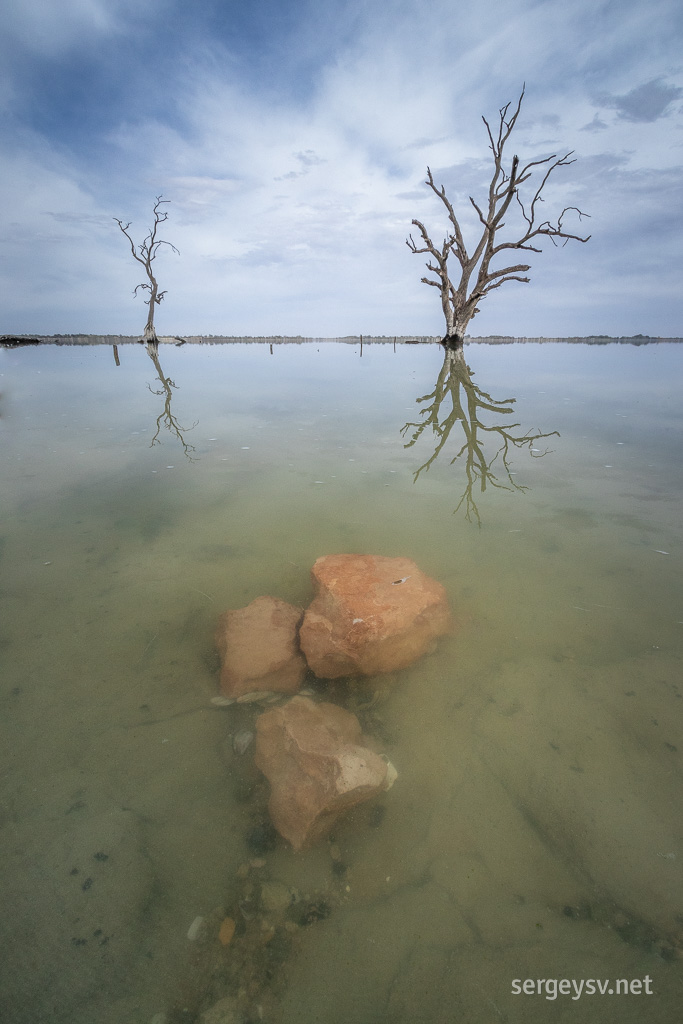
407 88 590 343
114 196 179 342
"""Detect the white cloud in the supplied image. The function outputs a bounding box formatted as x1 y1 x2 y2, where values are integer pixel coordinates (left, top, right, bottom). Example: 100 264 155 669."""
1 0 682 336
0 0 138 54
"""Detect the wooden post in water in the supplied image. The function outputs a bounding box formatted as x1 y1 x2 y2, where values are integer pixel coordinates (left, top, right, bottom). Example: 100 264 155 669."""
113 345 120 366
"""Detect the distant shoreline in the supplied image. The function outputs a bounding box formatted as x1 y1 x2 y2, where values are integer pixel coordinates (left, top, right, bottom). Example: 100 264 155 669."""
1 333 682 347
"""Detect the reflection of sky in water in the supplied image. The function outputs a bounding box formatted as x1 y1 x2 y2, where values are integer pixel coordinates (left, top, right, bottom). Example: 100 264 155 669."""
1 342 682 1024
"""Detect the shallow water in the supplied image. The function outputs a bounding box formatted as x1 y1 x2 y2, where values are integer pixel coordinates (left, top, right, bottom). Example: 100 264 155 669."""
1 340 681 1024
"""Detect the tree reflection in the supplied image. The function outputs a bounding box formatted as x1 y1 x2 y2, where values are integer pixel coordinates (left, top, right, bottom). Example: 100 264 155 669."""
401 342 559 524
145 341 198 461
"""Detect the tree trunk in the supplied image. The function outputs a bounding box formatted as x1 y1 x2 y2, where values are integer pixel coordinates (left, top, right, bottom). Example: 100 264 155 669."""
143 282 158 342
443 310 474 346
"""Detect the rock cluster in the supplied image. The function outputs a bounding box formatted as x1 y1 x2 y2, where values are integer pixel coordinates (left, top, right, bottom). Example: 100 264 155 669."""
214 554 452 849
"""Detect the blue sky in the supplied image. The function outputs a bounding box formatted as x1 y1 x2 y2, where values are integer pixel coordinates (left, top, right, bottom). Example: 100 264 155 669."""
1 0 681 337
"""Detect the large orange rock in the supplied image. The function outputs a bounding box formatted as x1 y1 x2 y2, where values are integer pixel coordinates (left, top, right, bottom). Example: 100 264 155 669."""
254 696 394 851
299 554 452 678
215 596 306 698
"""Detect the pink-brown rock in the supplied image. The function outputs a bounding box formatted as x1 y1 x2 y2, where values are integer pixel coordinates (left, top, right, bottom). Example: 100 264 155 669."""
254 696 393 851
215 596 306 698
299 554 452 678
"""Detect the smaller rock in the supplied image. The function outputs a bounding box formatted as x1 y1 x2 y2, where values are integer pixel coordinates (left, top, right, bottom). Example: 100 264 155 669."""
216 596 306 699
254 696 396 850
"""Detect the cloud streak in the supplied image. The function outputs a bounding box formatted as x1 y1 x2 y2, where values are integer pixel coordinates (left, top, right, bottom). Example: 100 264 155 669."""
0 0 681 336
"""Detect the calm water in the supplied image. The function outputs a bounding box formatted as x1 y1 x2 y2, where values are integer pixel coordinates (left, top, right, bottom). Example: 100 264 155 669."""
1 340 682 1024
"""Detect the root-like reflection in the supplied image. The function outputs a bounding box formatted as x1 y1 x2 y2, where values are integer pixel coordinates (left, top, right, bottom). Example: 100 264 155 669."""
145 341 198 461
402 341 559 523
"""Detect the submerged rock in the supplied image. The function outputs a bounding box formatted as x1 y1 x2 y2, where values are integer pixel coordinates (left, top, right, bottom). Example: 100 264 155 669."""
215 596 307 698
218 916 236 946
186 915 205 941
232 730 254 755
259 881 299 913
299 554 452 678
254 696 395 851
200 997 243 1024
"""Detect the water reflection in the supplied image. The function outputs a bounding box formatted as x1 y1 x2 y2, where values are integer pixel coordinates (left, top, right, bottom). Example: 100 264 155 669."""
1 341 682 1024
402 341 559 523
145 341 198 460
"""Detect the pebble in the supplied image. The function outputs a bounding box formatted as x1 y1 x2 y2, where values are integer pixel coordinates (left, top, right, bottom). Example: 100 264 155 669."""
233 730 254 755
239 899 256 920
260 882 298 913
186 916 205 941
218 917 236 946
383 760 398 790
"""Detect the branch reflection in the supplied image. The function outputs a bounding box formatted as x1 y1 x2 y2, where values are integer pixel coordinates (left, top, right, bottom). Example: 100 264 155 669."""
145 341 198 461
401 342 559 524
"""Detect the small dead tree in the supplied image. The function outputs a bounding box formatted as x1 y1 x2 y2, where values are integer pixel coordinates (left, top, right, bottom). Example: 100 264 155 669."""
407 88 590 343
114 196 179 342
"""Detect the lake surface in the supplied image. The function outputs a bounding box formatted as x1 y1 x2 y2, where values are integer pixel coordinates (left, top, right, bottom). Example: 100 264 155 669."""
1 340 682 1024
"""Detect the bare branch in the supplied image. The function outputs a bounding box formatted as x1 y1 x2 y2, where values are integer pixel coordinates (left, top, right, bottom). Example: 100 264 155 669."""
408 86 589 342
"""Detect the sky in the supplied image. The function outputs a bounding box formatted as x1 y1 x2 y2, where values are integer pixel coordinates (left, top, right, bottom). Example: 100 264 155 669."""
0 0 681 338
